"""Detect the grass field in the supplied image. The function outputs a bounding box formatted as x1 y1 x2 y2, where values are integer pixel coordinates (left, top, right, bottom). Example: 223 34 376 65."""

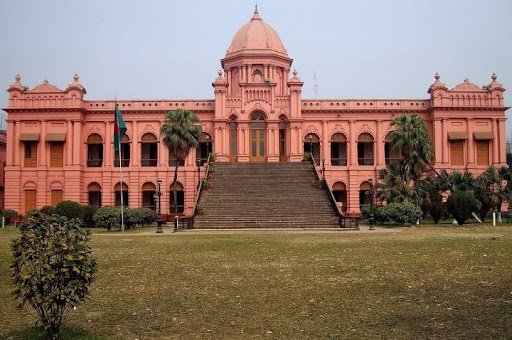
1 224 511 339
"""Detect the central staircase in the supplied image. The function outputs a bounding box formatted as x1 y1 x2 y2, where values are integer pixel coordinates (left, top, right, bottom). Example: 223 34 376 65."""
194 162 337 228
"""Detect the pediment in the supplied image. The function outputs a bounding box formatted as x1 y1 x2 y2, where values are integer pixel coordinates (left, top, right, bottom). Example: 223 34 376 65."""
29 80 63 93
451 78 483 92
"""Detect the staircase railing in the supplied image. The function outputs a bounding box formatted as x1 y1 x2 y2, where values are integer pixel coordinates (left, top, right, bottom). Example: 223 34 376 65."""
309 154 359 229
191 152 213 227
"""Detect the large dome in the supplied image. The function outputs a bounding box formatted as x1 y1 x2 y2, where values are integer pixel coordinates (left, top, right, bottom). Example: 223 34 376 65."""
226 8 288 57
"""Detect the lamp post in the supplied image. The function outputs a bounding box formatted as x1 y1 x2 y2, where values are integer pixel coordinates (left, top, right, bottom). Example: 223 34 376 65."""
309 134 313 161
367 178 375 230
155 179 163 233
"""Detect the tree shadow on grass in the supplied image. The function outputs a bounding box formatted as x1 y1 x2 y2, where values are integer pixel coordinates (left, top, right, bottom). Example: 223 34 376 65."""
3 326 102 340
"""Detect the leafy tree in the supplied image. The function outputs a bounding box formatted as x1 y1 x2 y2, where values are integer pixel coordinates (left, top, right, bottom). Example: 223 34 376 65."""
1 209 19 223
10 213 97 339
389 114 435 181
93 206 121 231
419 176 447 223
40 205 57 216
477 165 510 222
447 191 478 225
376 161 423 207
161 109 202 230
55 200 83 221
385 202 423 226
81 205 98 228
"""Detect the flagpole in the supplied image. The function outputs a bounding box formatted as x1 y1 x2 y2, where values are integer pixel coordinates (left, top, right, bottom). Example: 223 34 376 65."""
115 101 125 232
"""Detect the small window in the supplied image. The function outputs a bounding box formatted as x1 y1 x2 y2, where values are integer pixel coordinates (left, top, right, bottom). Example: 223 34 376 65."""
450 140 464 165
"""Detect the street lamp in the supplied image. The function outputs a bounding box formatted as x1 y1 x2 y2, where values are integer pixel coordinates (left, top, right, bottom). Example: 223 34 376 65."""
367 178 375 230
155 179 163 233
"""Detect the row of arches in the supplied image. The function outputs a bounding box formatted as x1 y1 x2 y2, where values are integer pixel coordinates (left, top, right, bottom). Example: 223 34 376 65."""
304 132 400 166
331 180 376 213
86 132 213 168
87 182 184 213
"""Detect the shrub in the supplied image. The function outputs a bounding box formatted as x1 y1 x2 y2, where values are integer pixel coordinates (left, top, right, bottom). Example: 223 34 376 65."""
138 207 158 225
10 213 97 339
447 190 478 225
40 206 57 216
93 206 121 231
2 209 19 223
385 202 423 226
361 205 389 224
81 205 98 228
55 200 82 221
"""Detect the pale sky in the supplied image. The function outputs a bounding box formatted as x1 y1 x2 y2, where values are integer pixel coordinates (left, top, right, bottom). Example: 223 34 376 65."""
1 0 511 133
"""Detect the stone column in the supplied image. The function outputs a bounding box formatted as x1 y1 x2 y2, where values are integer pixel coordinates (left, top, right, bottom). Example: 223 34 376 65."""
66 121 73 166
6 121 14 166
442 119 448 165
466 118 474 166
40 121 47 166
105 121 112 167
376 120 384 166
349 121 357 166
433 119 442 166
492 118 499 163
321 120 328 163
498 118 506 164
73 121 81 165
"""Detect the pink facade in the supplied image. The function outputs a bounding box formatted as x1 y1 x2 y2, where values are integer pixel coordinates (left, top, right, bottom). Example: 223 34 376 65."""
3 9 508 216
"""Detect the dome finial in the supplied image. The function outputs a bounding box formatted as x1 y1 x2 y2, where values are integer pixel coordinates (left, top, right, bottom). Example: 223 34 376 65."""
251 4 261 20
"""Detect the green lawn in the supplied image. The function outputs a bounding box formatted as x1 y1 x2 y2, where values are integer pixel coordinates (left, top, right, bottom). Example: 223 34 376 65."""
1 225 511 339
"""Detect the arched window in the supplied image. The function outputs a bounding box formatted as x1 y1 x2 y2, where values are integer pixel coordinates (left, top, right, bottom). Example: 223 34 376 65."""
88 182 102 207
114 182 129 207
279 116 289 162
198 132 213 165
252 69 263 83
357 133 374 166
141 182 156 210
250 113 266 161
229 117 238 162
114 135 130 167
330 133 347 166
169 182 184 214
87 133 103 167
304 133 320 162
141 133 158 167
384 133 400 165
332 182 348 213
359 181 373 206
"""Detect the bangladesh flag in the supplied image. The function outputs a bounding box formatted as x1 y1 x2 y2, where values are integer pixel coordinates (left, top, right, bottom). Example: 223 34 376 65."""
114 103 127 152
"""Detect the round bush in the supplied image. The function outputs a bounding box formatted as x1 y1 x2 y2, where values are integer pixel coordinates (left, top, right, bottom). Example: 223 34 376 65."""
447 190 478 225
55 200 82 221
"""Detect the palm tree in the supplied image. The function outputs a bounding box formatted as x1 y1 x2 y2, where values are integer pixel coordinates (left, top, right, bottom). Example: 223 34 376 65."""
478 165 511 222
161 109 202 230
376 161 423 206
389 114 435 181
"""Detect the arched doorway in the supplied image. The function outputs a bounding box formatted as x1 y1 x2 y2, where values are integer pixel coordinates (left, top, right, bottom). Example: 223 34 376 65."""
385 132 401 165
330 133 347 166
357 133 374 166
141 133 158 167
332 182 348 213
229 116 238 162
359 181 373 207
250 113 266 162
279 116 289 162
198 132 212 165
86 133 103 167
304 133 320 162
114 182 129 207
169 182 184 214
141 182 156 210
87 182 102 207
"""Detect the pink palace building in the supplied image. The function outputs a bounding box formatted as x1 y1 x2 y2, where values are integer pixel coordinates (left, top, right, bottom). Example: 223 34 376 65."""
3 8 508 217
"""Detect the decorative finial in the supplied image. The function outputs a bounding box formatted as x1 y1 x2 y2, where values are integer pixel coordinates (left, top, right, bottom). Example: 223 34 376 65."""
293 69 298 77
255 4 258 13
218 70 223 77
491 73 497 81
434 72 440 80
15 74 21 82
73 73 79 82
